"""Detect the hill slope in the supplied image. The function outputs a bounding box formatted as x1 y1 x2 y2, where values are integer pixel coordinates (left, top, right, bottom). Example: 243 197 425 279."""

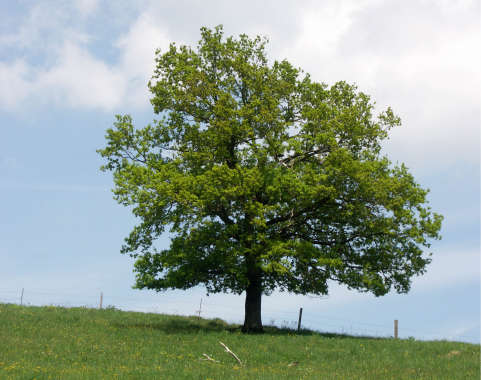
0 303 479 379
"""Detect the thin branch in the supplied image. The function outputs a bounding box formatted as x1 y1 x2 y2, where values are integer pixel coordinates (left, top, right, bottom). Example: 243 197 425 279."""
219 341 243 366
201 353 220 363
266 200 326 227
120 150 147 165
279 146 330 168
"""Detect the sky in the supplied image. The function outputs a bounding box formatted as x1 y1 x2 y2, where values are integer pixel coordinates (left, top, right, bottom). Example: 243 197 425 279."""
1 0 479 343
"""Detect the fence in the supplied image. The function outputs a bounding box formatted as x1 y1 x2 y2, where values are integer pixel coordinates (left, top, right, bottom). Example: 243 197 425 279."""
0 287 478 344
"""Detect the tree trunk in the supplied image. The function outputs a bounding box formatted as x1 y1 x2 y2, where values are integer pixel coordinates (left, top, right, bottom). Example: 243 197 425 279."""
242 276 263 333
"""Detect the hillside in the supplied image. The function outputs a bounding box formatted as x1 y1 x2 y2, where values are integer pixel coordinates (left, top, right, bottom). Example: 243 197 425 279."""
0 303 479 379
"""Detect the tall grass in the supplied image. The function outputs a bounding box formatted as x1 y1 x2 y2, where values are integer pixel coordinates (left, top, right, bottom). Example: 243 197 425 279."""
0 303 479 379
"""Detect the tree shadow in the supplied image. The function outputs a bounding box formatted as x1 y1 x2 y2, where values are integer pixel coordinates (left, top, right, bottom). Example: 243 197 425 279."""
261 326 382 339
111 314 385 340
112 315 236 334
314 331 385 340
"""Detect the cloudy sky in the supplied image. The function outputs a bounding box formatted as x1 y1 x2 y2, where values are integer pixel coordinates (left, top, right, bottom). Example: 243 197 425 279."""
1 0 479 343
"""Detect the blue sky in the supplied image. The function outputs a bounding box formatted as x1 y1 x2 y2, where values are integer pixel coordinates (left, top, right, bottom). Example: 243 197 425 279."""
1 0 479 343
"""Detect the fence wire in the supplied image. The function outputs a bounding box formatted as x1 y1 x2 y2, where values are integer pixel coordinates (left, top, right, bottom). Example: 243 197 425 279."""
0 288 478 343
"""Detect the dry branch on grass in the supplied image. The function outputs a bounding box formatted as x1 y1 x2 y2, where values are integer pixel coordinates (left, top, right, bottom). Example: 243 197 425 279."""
219 341 243 366
201 353 219 363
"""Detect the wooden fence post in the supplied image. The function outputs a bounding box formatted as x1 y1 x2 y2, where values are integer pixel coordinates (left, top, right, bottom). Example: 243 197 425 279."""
297 307 303 332
99 292 103 309
394 319 398 339
197 298 203 318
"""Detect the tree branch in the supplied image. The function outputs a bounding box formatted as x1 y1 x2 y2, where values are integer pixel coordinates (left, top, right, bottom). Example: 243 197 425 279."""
279 146 330 168
201 353 219 363
219 341 243 366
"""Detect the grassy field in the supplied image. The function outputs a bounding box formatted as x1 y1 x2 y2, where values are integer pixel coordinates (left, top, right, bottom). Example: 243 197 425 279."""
0 303 479 379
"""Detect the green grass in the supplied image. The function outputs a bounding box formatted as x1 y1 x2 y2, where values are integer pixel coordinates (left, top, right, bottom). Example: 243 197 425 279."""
0 303 479 379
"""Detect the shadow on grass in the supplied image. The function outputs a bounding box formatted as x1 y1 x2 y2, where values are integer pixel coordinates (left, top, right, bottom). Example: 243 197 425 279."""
112 315 236 334
263 326 383 340
314 331 385 340
111 314 384 340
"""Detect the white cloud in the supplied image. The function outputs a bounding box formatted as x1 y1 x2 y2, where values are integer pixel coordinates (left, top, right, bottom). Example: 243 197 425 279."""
277 0 377 65
74 0 99 16
273 0 480 167
0 44 128 111
0 60 31 109
116 12 172 108
0 4 171 112
0 2 88 50
34 42 126 110
1 0 479 169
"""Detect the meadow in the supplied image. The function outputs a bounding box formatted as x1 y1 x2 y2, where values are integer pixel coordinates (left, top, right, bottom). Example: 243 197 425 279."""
0 303 479 379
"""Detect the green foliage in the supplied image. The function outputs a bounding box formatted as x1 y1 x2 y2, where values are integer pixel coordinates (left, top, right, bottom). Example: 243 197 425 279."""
0 304 479 379
98 25 442 299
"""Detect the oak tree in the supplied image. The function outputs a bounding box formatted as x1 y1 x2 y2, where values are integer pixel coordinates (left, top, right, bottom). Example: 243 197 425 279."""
98 26 442 332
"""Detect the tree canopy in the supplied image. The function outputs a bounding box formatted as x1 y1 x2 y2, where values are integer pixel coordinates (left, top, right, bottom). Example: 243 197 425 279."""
98 26 443 332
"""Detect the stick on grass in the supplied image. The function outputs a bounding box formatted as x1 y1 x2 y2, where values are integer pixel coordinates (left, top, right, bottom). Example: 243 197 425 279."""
201 353 219 363
219 341 242 366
